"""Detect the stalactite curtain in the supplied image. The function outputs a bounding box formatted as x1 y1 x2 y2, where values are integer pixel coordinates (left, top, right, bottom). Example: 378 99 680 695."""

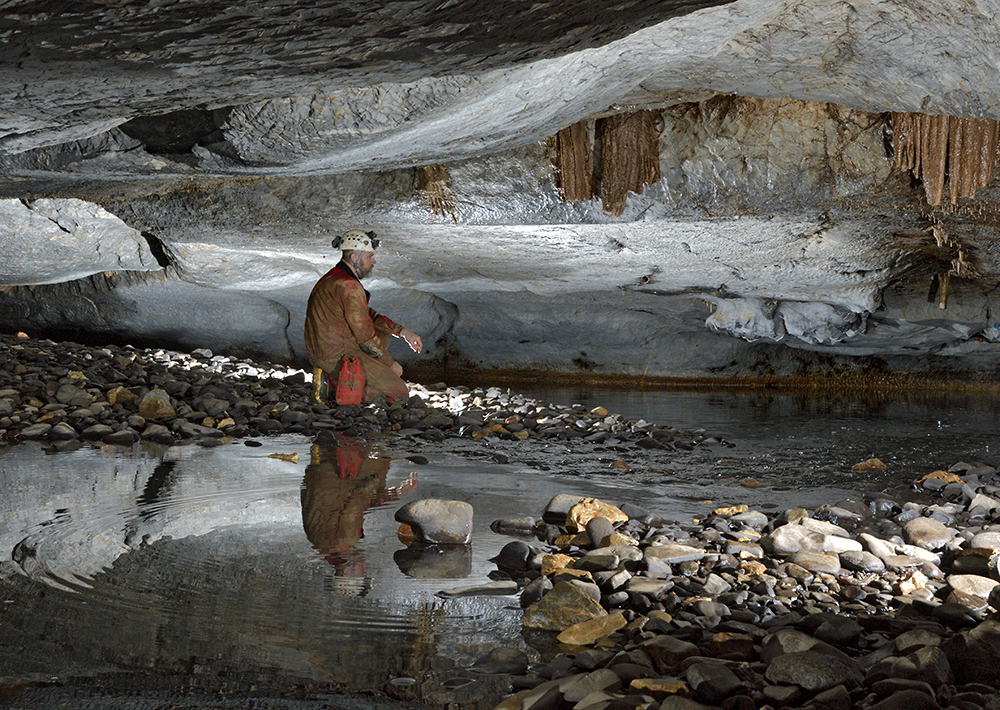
892 112 1000 206
549 121 595 203
598 110 662 217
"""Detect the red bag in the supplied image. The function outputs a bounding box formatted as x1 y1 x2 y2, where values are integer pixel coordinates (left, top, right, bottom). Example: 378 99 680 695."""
335 355 365 406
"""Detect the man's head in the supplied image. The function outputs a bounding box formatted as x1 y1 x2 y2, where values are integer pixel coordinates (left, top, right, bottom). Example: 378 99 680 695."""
333 229 379 280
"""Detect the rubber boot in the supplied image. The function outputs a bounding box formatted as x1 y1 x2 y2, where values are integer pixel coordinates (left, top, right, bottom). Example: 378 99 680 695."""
312 367 329 405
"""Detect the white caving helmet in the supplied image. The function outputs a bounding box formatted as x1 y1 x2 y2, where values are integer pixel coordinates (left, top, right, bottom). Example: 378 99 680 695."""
332 229 380 253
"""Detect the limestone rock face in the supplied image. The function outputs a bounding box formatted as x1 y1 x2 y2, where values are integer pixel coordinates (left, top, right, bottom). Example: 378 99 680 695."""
0 199 159 286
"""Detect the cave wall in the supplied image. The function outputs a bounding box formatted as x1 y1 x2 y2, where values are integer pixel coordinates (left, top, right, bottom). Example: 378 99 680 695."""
3 91 1000 380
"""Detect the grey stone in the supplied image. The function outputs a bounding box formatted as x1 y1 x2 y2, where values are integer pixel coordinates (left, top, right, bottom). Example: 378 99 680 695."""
864 689 943 710
644 542 706 564
48 422 78 440
942 618 1000 685
542 494 585 525
903 517 954 551
639 635 700 673
840 549 886 573
947 573 999 600
173 420 226 438
764 650 862 692
867 647 952 687
490 540 537 574
81 423 114 440
435 581 519 598
685 662 742 704
560 669 621 703
812 617 862 647
762 524 826 555
730 510 768 528
103 429 138 445
970 531 1000 549
585 516 615 548
19 423 51 439
788 550 841 575
472 647 530 675
394 498 473 545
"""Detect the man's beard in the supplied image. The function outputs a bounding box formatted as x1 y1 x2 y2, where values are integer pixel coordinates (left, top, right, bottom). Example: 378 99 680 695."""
353 259 373 279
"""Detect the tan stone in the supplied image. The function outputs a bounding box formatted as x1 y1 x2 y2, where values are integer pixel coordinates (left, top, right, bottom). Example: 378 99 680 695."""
714 504 749 516
217 417 235 429
705 631 755 658
897 568 929 595
268 452 300 463
554 532 590 548
137 388 175 419
490 687 534 710
551 568 594 583
541 553 575 575
739 560 768 577
918 469 963 484
556 611 627 646
602 531 638 548
566 498 628 533
852 457 887 471
589 406 609 417
629 677 690 700
739 478 767 488
522 581 607 631
106 385 137 404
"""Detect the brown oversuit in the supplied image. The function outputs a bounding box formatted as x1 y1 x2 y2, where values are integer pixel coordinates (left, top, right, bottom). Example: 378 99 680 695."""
304 262 408 404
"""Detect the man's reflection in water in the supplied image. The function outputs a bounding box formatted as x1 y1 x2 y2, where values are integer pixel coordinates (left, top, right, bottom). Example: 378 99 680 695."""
301 439 416 584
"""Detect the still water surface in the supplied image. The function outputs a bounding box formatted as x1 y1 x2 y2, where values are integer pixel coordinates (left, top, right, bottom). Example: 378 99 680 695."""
1 387 997 706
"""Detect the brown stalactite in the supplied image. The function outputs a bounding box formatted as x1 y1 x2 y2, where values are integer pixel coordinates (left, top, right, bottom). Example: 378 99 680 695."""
416 163 457 221
597 109 662 217
892 112 1000 206
548 121 595 203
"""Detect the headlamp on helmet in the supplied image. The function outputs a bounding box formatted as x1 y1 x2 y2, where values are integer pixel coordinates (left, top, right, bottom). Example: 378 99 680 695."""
332 229 380 252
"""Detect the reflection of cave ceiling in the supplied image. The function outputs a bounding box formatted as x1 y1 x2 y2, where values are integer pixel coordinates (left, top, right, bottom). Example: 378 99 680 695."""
3 0 1000 379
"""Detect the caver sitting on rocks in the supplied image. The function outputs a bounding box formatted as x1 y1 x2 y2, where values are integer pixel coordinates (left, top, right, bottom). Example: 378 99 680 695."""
304 228 423 405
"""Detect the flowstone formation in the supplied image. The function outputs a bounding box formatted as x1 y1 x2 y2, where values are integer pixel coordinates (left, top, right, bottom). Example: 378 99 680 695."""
3 0 1000 379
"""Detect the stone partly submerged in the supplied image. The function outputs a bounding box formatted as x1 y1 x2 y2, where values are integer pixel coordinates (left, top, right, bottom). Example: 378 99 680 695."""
394 498 474 545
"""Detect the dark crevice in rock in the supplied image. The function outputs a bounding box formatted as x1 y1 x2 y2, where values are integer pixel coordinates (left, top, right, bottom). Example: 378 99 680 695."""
140 232 173 269
119 107 235 157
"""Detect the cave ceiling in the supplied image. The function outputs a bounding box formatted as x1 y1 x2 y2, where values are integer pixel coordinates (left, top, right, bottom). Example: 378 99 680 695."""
3 0 1000 379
